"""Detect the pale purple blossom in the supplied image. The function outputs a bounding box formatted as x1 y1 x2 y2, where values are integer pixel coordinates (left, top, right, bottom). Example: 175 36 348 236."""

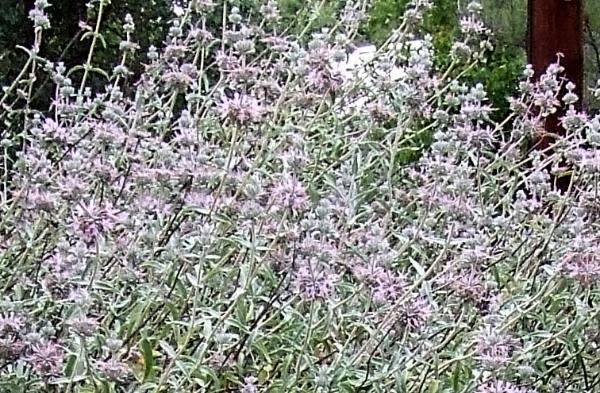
271 174 310 212
354 262 407 304
27 340 64 377
292 262 337 301
474 329 520 370
0 313 25 334
71 200 126 243
240 376 258 393
23 187 56 211
260 1 280 21
68 316 99 336
394 296 432 333
476 380 533 393
95 358 130 381
216 93 264 123
41 118 69 141
559 250 600 286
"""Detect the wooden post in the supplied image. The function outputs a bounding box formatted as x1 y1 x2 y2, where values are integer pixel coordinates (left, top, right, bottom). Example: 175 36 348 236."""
528 0 584 189
528 0 584 103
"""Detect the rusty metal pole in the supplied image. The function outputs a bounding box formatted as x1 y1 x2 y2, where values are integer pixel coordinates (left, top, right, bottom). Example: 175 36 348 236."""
528 0 584 190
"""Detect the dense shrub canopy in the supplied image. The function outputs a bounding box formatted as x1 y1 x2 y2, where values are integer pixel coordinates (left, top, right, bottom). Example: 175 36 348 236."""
1 1 600 392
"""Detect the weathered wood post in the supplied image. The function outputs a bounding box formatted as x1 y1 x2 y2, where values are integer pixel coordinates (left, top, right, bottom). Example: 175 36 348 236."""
528 0 584 189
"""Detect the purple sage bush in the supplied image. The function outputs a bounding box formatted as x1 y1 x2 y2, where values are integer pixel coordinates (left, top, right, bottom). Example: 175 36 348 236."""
1 0 600 392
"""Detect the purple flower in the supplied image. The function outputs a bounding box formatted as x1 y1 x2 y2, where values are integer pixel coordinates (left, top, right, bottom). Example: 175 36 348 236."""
23 187 56 211
240 376 258 393
306 68 342 93
559 250 600 286
261 35 291 52
353 262 407 305
394 296 432 333
68 316 99 336
271 174 309 212
474 329 519 370
57 176 87 201
163 70 194 87
371 271 407 305
292 261 337 301
446 267 486 302
41 118 69 141
216 51 241 71
71 200 125 243
216 93 263 123
476 380 533 393
0 313 25 334
229 65 260 82
260 0 280 21
27 340 64 377
95 358 130 381
577 150 600 174
163 44 188 61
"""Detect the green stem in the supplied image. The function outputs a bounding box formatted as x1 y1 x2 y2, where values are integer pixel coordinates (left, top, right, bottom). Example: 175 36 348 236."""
79 0 107 95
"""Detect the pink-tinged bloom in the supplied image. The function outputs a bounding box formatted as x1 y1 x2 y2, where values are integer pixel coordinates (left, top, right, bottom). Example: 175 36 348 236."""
228 65 260 82
261 35 290 52
94 121 126 146
260 0 280 21
579 150 600 174
292 262 337 301
559 250 600 286
95 358 130 381
162 65 196 89
188 27 214 43
372 271 407 305
57 176 87 201
0 313 25 334
394 296 432 332
41 118 69 141
241 376 258 393
353 262 407 305
163 44 188 61
216 93 263 123
476 380 533 393
215 51 241 71
474 329 520 370
23 187 57 211
27 340 64 377
446 267 486 302
72 200 126 243
306 68 343 92
68 315 99 336
271 174 310 212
